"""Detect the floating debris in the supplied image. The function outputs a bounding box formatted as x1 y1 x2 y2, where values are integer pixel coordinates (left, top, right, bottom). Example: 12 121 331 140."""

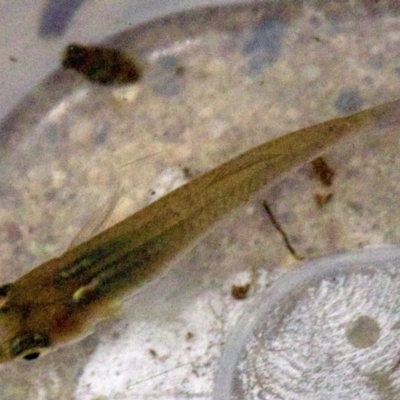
61 43 142 85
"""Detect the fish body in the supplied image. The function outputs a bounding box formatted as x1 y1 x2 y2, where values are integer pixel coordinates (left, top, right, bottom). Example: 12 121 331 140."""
0 100 395 362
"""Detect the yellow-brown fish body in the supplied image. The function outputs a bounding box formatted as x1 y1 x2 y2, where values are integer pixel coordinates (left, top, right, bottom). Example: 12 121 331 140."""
0 100 394 362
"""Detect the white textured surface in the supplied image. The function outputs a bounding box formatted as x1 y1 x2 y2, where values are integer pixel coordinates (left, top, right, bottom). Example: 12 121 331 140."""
74 270 258 400
229 252 400 399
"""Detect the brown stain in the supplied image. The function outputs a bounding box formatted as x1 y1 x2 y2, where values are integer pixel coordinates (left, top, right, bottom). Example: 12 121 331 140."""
231 283 251 300
314 192 333 207
175 65 185 76
311 156 335 187
149 348 158 358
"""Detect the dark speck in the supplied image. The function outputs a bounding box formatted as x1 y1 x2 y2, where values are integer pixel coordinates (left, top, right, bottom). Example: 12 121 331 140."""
231 283 251 300
314 192 333 207
334 89 364 114
175 65 185 76
149 349 158 358
311 157 335 187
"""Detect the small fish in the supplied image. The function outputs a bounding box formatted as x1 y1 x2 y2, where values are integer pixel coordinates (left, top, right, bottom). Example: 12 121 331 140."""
0 99 396 362
62 43 142 85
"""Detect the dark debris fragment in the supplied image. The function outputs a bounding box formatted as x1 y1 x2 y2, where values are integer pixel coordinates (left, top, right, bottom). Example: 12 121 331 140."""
311 157 335 187
231 283 251 300
61 43 142 85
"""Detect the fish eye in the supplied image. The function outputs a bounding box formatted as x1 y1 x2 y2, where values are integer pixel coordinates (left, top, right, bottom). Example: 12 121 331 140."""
0 283 13 297
22 351 41 361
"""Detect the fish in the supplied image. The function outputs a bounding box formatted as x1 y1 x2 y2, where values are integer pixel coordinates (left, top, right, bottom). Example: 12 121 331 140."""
0 98 397 363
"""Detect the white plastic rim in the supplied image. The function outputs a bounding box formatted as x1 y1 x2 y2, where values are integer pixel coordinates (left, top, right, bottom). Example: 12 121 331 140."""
214 246 400 399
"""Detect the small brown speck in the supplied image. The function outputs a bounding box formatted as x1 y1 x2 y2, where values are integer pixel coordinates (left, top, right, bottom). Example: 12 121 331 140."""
175 65 185 76
182 165 199 179
314 192 333 207
9 56 17 62
149 348 158 358
311 156 335 187
231 283 251 300
186 332 194 340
